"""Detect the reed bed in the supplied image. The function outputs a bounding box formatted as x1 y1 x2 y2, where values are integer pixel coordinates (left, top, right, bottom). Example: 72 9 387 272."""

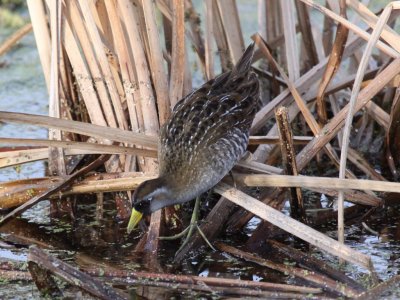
1 0 400 298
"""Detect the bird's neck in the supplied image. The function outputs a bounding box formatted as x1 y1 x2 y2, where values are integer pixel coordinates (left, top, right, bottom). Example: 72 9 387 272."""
156 175 197 204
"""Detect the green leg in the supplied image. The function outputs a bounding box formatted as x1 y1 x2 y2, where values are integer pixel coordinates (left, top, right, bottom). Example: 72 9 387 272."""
159 196 215 252
159 196 201 241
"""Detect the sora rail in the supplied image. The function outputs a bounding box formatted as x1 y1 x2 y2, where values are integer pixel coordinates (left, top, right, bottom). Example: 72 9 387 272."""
127 43 260 232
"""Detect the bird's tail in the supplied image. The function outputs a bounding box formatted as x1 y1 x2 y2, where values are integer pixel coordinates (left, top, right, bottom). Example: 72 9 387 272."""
233 42 255 73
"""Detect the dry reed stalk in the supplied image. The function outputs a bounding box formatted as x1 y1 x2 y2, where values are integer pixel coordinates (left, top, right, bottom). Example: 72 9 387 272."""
347 0 400 53
0 138 157 157
386 88 400 179
214 183 374 272
228 176 380 232
0 111 158 148
251 33 367 133
275 107 305 222
62 11 108 129
215 0 244 63
26 0 51 89
234 174 398 195
236 159 282 174
254 34 353 178
265 0 280 44
65 1 117 129
337 3 398 245
322 0 335 55
66 174 156 196
204 0 215 79
1 167 373 199
347 148 387 182
236 160 380 206
295 1 319 68
296 56 400 170
300 0 400 58
118 0 160 170
91 0 113 45
0 148 50 168
257 0 267 39
77 253 322 296
0 172 154 209
0 155 110 225
168 0 185 107
281 0 300 81
47 1 66 177
0 148 154 169
184 0 206 77
303 68 378 102
117 0 163 253
43 1 69 216
104 0 139 172
78 0 128 131
28 246 126 299
0 23 32 56
0 177 62 210
355 275 400 300
216 242 360 297
315 0 348 126
0 137 320 169
141 0 171 124
364 100 390 129
249 135 312 145
183 42 193 95
211 1 229 71
268 239 365 291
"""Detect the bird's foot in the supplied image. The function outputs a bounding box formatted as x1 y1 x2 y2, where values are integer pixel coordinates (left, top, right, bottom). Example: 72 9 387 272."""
159 196 216 253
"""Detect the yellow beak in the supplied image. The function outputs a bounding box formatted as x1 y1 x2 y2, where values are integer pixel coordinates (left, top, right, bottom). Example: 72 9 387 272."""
127 208 143 233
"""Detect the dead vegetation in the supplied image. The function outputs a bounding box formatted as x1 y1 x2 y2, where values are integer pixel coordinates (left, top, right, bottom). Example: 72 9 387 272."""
1 0 400 298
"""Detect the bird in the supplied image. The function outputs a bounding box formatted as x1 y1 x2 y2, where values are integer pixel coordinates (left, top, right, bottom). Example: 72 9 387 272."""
127 43 260 233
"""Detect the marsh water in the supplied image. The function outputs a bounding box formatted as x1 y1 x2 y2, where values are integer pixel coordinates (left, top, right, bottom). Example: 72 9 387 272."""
2 2 400 299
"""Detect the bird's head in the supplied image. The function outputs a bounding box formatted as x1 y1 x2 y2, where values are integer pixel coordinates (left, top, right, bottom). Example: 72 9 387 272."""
127 178 175 233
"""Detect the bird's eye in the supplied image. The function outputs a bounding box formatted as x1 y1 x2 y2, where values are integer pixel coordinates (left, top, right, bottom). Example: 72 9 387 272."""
147 197 153 202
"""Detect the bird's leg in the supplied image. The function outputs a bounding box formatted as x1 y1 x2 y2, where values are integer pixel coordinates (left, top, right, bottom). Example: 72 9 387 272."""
159 196 201 241
159 194 216 252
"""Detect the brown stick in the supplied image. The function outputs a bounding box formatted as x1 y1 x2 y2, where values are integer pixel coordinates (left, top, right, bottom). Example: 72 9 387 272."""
78 262 321 295
169 0 185 107
0 111 157 149
275 106 306 223
355 275 400 300
0 23 33 57
295 1 318 68
0 155 110 225
267 240 365 292
216 242 360 297
142 0 171 125
315 0 348 126
214 183 374 271
28 260 62 298
253 33 354 179
28 246 126 300
296 57 400 171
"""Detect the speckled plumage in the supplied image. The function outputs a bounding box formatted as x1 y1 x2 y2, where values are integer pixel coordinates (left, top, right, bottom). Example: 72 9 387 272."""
132 43 259 215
